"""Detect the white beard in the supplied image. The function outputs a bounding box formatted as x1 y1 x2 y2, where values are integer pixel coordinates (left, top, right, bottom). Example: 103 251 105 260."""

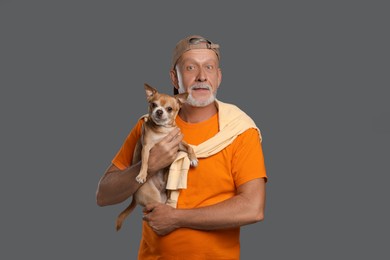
178 83 217 107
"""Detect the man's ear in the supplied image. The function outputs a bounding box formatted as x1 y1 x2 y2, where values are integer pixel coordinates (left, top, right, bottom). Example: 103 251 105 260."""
217 68 222 89
170 69 180 92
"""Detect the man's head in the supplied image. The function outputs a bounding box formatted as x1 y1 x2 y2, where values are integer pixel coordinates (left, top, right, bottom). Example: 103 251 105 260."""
170 35 222 107
171 35 220 71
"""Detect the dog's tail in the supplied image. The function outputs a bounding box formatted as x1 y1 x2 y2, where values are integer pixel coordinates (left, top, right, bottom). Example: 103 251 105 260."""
116 198 137 231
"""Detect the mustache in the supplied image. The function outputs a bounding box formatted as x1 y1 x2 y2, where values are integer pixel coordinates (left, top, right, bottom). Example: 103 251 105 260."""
190 83 211 91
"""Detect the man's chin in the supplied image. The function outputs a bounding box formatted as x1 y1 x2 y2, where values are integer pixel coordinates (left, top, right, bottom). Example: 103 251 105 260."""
187 96 216 107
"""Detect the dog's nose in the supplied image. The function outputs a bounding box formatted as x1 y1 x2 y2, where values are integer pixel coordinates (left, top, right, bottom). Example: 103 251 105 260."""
156 109 163 117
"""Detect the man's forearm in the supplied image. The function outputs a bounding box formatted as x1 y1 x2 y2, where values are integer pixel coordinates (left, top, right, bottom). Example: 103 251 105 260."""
96 162 143 206
144 179 266 235
175 191 264 230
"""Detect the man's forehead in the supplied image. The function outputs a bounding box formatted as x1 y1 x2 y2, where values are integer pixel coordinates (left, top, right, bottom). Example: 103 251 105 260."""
179 49 219 63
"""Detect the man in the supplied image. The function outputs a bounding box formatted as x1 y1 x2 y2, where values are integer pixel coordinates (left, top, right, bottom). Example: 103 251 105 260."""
96 35 267 259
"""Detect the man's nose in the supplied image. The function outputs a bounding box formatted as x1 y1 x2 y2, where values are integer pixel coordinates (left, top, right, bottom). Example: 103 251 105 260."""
196 68 207 82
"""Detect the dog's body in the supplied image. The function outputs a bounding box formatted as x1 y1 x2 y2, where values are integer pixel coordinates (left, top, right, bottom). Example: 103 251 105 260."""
115 83 198 231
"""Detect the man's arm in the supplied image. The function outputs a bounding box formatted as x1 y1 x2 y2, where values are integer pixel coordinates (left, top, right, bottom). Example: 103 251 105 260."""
96 163 143 206
143 178 266 235
96 128 184 206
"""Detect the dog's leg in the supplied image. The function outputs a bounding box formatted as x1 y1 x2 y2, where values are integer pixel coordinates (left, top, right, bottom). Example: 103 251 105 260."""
136 144 153 183
179 141 198 167
131 139 142 164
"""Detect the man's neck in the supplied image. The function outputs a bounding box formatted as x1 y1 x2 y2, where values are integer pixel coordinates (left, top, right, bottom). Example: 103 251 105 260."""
178 102 218 124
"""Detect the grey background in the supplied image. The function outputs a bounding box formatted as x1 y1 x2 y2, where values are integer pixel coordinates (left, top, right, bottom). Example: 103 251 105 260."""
1 1 389 259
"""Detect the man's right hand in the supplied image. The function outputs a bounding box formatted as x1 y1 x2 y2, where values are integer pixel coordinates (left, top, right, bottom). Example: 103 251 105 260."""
147 127 183 174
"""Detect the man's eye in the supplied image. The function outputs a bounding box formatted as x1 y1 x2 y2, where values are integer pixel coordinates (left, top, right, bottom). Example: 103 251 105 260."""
187 66 195 70
206 65 214 70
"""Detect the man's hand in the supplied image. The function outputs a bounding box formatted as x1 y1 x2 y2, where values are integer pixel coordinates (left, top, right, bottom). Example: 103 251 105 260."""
142 203 179 236
147 127 183 175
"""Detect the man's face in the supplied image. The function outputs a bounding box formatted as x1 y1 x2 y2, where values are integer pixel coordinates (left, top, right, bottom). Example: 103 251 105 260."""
172 49 222 107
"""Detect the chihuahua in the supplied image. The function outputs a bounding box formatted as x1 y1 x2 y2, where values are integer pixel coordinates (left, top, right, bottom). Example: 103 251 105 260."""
115 83 198 231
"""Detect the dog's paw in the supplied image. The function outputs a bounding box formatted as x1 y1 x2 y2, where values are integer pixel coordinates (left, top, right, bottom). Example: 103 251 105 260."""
190 159 198 167
136 175 146 184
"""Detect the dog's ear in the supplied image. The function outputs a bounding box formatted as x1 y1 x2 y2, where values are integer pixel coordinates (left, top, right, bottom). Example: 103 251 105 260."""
174 93 189 106
144 83 158 99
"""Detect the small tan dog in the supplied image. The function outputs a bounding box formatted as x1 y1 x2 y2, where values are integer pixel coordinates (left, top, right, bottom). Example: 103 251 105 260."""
115 83 198 231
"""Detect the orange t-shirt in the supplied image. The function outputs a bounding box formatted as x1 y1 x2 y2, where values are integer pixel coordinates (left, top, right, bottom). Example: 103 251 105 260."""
112 113 267 260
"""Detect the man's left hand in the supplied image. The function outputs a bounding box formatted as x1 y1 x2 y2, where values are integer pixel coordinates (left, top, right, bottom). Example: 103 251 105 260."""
143 203 179 236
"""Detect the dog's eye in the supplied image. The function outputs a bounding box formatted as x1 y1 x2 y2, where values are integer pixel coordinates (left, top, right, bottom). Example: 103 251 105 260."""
167 107 173 112
151 102 157 108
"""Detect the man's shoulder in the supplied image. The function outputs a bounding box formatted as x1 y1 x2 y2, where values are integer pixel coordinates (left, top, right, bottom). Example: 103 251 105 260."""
216 99 241 111
216 100 254 118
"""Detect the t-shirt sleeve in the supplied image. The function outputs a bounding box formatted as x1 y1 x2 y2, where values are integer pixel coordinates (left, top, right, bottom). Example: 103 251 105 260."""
111 119 143 170
231 128 267 187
